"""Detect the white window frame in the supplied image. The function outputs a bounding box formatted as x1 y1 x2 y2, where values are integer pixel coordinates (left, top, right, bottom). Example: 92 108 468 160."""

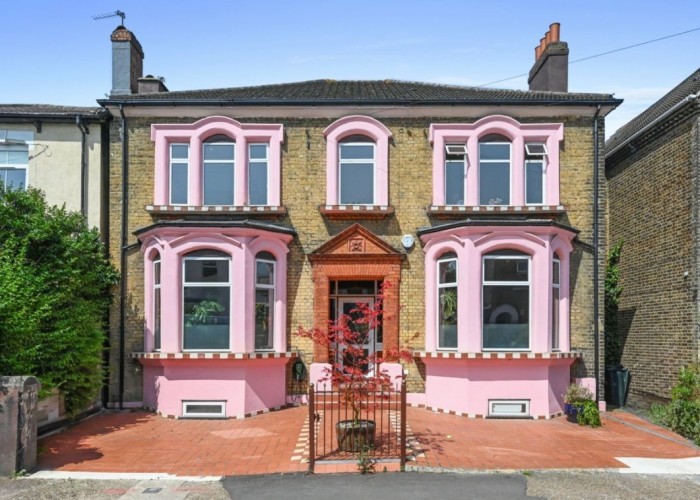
182 400 226 419
169 143 189 205
182 253 231 352
338 140 376 205
0 143 28 191
482 253 531 351
248 143 269 206
153 256 161 351
552 257 560 352
525 142 547 206
478 140 511 206
444 146 467 206
437 254 459 351
254 255 276 352
489 399 530 417
202 140 236 206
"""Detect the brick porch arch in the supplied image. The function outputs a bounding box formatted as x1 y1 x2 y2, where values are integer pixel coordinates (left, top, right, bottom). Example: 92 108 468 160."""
308 224 404 363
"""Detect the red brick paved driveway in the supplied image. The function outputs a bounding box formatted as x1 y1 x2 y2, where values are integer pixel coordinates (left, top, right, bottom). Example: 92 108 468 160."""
36 407 700 476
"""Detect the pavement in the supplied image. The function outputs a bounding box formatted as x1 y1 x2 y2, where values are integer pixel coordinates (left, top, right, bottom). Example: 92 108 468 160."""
32 406 700 477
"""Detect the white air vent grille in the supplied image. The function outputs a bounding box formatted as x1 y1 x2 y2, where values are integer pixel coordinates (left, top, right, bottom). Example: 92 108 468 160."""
489 399 530 417
182 401 226 418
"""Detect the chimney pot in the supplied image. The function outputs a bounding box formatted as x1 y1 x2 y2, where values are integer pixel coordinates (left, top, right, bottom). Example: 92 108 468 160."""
545 30 552 46
535 45 542 60
550 23 560 43
539 37 546 53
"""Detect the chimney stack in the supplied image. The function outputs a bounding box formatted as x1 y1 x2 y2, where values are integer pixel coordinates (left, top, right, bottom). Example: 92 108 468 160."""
528 23 569 93
110 25 144 96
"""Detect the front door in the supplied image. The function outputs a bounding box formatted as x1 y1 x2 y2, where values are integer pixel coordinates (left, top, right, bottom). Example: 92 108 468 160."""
337 296 382 374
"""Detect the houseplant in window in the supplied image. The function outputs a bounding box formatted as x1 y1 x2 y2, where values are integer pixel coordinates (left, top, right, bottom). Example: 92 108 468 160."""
297 282 411 452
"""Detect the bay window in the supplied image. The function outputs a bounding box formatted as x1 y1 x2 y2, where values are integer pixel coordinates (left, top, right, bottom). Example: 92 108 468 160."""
255 252 276 351
437 253 458 349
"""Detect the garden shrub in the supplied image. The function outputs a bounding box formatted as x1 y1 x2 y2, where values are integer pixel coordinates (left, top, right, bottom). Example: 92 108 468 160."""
0 187 118 414
650 365 700 445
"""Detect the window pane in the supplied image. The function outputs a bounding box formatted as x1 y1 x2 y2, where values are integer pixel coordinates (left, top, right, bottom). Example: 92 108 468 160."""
171 144 189 159
479 143 510 160
203 143 234 161
154 261 161 285
438 259 457 284
255 289 274 350
479 162 510 205
154 288 161 350
337 280 376 295
340 144 374 160
483 285 529 349
183 287 230 350
185 258 229 283
484 258 528 282
552 287 560 350
526 161 544 204
7 150 28 164
249 144 267 159
445 160 465 205
438 287 458 349
256 260 275 285
170 163 188 204
249 161 268 205
4 169 26 190
340 163 373 204
203 163 234 205
553 260 560 285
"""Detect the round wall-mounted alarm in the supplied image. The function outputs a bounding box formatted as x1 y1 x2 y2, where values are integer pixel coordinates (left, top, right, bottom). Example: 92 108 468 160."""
401 234 415 249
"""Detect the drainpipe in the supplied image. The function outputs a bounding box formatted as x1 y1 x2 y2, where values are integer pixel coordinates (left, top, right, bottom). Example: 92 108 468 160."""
118 104 128 410
75 115 89 218
593 104 602 403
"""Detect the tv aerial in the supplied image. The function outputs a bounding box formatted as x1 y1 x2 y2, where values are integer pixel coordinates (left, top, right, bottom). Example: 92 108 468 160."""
92 10 126 25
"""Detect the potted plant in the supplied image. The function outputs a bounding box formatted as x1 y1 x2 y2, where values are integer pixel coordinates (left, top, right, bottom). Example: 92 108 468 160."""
297 281 412 452
562 383 593 419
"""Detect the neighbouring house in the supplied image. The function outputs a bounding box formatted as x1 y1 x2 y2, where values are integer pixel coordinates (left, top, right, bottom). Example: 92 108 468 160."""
606 68 700 406
0 105 109 235
99 23 620 419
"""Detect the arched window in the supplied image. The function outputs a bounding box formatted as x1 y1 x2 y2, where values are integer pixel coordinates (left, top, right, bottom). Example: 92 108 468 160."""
182 249 231 350
153 253 161 350
482 249 530 350
552 255 561 351
203 135 235 205
255 251 276 351
479 134 511 206
339 135 375 204
437 252 458 349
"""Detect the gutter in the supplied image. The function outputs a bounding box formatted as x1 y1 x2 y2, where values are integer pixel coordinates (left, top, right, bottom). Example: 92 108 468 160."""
118 104 128 410
75 115 89 218
593 104 602 404
607 93 699 157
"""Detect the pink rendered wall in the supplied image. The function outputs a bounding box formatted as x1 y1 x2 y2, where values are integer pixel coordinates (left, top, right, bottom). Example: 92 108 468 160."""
323 115 392 206
145 359 288 418
151 116 284 206
429 115 563 206
140 226 292 354
423 358 574 417
421 225 575 354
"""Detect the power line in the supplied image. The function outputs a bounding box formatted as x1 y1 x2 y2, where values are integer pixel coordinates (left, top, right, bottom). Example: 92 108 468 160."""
477 26 700 88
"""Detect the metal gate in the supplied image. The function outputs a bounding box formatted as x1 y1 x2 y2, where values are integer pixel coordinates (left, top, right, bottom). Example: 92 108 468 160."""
308 380 406 472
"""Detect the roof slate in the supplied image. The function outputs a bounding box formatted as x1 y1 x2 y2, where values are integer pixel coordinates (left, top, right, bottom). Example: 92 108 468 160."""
0 104 105 119
606 68 700 153
101 79 618 105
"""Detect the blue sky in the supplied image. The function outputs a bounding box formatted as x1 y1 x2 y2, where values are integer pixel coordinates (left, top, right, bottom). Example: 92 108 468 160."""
2 0 699 137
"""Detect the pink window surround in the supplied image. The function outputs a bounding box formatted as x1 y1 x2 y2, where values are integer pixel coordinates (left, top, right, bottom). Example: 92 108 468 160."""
323 115 392 206
140 226 292 353
151 116 284 206
420 224 574 353
429 115 564 206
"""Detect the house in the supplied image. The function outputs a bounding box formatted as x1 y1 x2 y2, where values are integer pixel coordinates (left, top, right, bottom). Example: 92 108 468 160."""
99 23 620 419
0 105 109 234
606 68 700 406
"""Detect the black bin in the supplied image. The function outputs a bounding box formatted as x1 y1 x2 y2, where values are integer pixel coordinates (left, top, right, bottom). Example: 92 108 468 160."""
606 365 630 407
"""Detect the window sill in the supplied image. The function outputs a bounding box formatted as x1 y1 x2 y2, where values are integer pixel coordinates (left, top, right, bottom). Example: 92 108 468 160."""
320 204 394 220
132 351 296 360
414 351 581 360
146 205 287 216
426 205 565 218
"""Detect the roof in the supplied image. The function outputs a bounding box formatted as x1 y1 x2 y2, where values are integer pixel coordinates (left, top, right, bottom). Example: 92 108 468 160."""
606 68 700 153
0 104 107 121
99 79 620 107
